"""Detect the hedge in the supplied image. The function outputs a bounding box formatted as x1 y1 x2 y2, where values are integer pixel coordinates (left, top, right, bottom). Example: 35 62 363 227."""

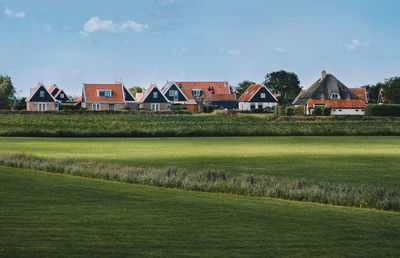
365 104 400 116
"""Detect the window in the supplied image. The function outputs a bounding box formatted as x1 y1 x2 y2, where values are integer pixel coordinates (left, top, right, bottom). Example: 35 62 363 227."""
345 93 350 98
260 93 266 98
257 104 263 109
331 93 340 99
356 109 359 111
109 104 115 111
38 103 46 111
153 92 158 98
40 91 45 98
192 89 201 97
319 93 324 98
151 103 160 111
169 90 174 96
60 93 64 98
98 90 111 97
92 103 100 110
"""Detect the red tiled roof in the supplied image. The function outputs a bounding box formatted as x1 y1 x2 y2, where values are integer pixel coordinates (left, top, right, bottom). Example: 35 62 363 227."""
173 81 234 100
350 88 367 103
48 85 57 94
55 89 62 97
307 98 367 109
75 96 82 102
135 93 144 102
238 84 262 102
211 94 236 101
83 82 125 102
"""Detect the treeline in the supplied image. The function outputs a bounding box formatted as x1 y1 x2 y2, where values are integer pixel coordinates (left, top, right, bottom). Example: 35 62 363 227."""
1 153 398 211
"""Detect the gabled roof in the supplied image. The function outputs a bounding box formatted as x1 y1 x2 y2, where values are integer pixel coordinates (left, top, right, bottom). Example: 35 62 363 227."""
238 84 277 102
83 82 127 102
161 82 189 101
135 93 144 102
48 85 58 95
350 88 368 104
171 81 235 100
26 83 59 102
75 96 82 102
141 84 170 103
293 71 364 107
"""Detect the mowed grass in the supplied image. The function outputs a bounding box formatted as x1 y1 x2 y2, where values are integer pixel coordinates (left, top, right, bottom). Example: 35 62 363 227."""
1 166 399 257
1 136 400 189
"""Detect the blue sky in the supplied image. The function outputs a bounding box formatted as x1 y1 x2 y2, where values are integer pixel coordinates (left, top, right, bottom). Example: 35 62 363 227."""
1 0 400 97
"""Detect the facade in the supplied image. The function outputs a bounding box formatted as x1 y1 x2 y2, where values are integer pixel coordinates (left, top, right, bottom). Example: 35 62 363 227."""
163 81 237 111
293 71 367 115
238 84 278 110
139 84 170 111
26 83 60 111
81 82 138 111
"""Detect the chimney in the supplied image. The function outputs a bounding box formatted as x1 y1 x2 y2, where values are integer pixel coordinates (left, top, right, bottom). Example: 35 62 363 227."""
321 70 327 80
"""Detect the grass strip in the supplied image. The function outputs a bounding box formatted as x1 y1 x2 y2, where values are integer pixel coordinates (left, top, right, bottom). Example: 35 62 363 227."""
1 152 399 211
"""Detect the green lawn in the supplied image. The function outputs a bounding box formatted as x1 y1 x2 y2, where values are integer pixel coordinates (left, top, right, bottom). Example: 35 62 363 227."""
0 136 400 189
1 166 399 257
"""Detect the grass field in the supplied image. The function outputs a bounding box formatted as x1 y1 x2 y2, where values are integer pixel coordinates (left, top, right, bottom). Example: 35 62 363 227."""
1 166 399 257
1 136 400 189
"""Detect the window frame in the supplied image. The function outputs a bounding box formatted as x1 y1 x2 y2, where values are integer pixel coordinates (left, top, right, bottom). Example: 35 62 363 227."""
260 93 266 99
40 91 45 98
330 93 340 99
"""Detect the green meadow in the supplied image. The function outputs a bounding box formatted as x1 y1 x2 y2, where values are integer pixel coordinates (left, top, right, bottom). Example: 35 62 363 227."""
1 136 400 189
1 166 399 257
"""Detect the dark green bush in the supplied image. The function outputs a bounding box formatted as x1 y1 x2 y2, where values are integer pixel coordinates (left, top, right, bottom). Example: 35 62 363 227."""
365 104 400 116
324 107 332 116
313 106 323 115
285 107 295 116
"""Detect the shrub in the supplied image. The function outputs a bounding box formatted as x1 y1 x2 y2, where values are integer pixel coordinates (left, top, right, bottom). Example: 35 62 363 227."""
313 106 323 115
324 107 332 116
365 104 400 116
295 105 306 116
285 107 295 116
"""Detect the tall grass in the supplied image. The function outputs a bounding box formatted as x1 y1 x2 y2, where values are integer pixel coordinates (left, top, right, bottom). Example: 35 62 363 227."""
1 153 399 211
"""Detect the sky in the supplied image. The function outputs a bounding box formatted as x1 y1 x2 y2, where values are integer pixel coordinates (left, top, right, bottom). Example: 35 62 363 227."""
1 0 400 97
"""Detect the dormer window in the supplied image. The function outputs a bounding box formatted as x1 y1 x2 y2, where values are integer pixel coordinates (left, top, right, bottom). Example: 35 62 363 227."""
98 90 112 97
260 93 266 98
192 89 202 97
319 93 324 98
345 93 350 98
40 91 45 97
330 93 340 99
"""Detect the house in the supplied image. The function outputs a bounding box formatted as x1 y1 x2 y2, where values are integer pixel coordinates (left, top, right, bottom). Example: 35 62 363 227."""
163 81 237 111
139 84 171 111
26 82 60 111
237 83 278 110
48 84 74 104
81 82 138 111
293 71 367 115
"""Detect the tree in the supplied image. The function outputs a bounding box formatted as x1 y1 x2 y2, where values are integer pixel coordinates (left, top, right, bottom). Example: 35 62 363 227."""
383 77 400 104
129 86 143 97
362 83 384 103
235 80 255 99
0 75 15 110
263 70 301 104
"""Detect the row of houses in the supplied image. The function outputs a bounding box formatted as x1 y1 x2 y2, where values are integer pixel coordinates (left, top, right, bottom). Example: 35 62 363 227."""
26 70 368 115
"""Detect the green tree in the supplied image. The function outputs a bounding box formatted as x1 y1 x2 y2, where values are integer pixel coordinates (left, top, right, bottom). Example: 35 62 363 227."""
235 80 255 99
383 77 400 104
362 83 384 103
129 86 143 97
263 70 301 104
0 75 15 110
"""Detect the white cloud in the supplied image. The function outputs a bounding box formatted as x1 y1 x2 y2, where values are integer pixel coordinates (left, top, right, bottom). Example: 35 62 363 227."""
171 47 187 55
63 25 72 31
274 46 286 54
4 7 26 19
80 16 149 37
227 49 242 56
345 39 370 51
44 24 52 32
